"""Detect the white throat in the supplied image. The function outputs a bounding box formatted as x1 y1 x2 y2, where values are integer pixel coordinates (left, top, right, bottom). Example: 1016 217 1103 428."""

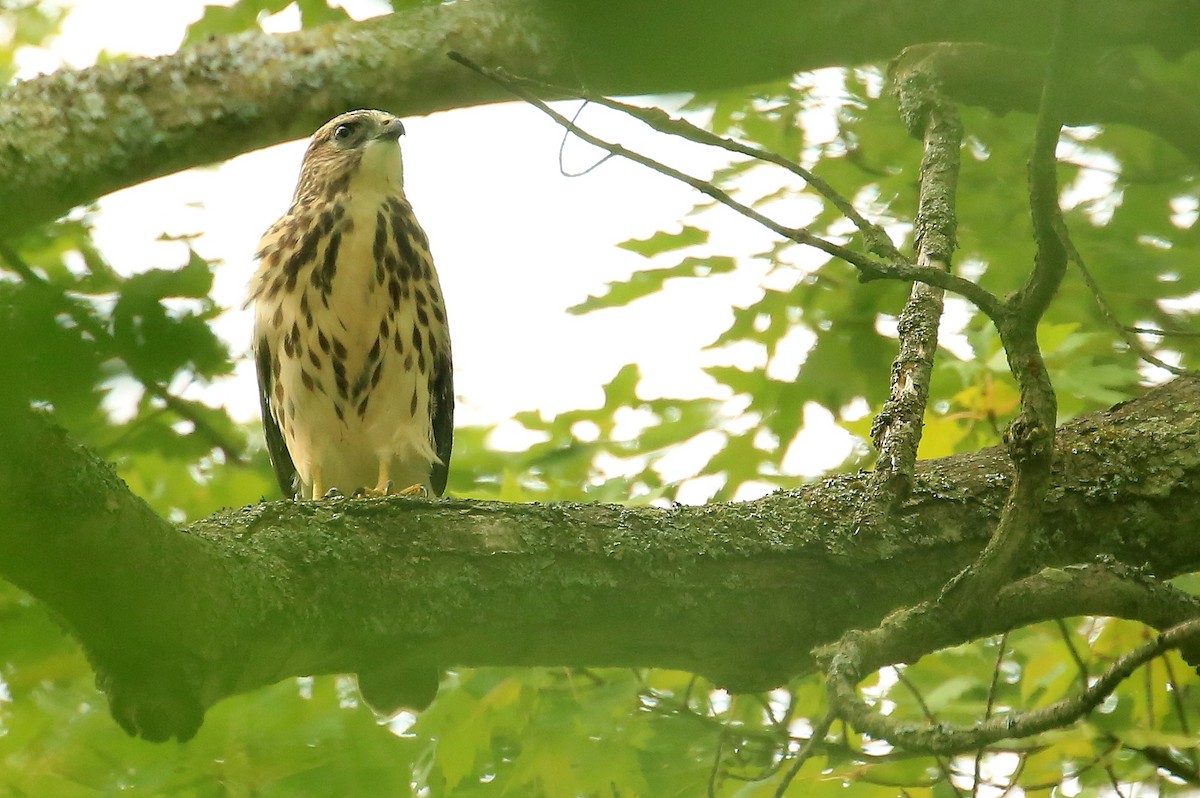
354 139 405 196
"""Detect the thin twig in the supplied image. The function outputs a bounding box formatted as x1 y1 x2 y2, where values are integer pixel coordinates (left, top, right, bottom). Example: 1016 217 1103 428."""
1159 651 1193 737
895 668 966 797
973 631 1010 798
774 710 835 798
1143 627 1156 730
1064 231 1192 375
1055 618 1090 689
996 754 1027 798
1125 325 1200 338
1104 764 1129 798
499 75 902 262
448 52 1006 321
708 729 725 798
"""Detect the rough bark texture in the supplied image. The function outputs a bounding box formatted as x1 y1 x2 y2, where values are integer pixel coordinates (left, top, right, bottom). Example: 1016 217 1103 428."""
1 0 1199 238
2 377 1199 740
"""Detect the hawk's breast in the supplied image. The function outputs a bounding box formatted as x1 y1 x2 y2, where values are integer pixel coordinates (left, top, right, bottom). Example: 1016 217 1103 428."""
252 185 450 498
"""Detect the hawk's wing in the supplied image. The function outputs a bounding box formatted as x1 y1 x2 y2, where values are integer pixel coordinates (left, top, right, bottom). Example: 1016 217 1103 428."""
429 350 454 496
255 336 299 498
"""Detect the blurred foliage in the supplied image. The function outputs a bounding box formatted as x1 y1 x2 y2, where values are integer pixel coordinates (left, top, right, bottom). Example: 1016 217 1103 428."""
182 0 350 45
0 0 64 82
2 4 1200 797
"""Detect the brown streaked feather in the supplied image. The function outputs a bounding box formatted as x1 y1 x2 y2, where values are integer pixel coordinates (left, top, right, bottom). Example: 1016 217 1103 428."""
429 351 453 496
251 109 453 500
254 336 299 498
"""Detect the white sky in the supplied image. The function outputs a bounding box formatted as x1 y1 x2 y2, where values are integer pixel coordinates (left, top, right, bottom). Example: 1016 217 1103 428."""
15 0 862 500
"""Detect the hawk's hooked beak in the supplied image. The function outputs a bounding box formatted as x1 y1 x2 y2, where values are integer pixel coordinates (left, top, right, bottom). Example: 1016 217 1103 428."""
376 118 406 142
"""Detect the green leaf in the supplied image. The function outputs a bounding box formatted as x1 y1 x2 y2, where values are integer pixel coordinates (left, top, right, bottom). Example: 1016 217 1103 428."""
569 255 735 314
617 225 709 257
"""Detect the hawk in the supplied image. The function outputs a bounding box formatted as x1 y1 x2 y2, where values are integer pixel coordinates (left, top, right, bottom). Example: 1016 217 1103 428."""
250 109 453 501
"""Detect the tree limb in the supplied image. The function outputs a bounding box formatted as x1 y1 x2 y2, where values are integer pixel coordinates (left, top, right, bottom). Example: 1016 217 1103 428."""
1 0 1198 239
823 595 1200 755
861 61 962 523
947 1 1074 607
3 376 1200 741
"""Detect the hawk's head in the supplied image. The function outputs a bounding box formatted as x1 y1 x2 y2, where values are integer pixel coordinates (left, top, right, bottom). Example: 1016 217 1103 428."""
293 109 407 203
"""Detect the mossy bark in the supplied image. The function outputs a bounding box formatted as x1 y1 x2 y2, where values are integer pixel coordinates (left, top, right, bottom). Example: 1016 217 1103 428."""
2 377 1199 740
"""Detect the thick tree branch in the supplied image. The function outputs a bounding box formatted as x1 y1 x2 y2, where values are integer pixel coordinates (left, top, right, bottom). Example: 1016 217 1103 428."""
1 0 1197 238
3 377 1200 741
0 0 563 240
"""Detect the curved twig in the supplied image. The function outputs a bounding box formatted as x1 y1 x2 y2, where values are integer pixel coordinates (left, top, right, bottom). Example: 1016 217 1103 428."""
448 51 1007 321
819 563 1200 756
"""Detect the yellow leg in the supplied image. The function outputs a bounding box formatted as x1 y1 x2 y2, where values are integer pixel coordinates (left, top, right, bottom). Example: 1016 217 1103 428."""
354 460 394 498
353 460 426 498
375 459 392 495
311 467 325 501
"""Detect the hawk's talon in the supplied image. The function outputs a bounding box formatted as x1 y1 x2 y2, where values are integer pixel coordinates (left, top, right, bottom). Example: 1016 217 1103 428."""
320 487 344 500
356 480 394 498
397 483 427 497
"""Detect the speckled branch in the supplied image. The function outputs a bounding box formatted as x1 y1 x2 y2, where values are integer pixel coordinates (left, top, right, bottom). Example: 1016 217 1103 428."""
0 0 569 240
1 0 1196 239
860 66 962 526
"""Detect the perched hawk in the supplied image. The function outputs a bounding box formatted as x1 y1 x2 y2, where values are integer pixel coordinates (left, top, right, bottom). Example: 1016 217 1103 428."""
250 110 453 500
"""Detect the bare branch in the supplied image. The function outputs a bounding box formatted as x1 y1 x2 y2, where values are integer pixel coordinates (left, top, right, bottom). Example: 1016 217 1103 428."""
449 52 1007 320
497 76 902 262
973 631 1011 798
862 66 963 524
944 0 1078 609
774 710 835 798
819 564 1200 756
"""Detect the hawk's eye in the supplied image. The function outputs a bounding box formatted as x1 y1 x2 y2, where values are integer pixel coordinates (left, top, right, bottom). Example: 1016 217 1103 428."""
333 122 358 142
